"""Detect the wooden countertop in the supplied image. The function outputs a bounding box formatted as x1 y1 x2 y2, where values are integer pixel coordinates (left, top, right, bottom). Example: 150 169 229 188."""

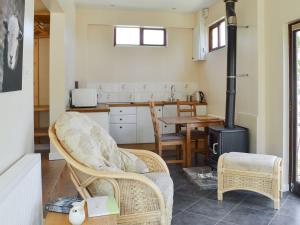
67 104 110 112
108 101 207 107
67 101 207 112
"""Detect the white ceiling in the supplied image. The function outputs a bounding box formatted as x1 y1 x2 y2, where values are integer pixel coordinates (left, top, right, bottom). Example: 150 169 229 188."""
75 0 219 12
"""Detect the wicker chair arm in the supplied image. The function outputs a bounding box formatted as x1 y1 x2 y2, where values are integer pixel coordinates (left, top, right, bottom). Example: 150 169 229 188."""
122 148 169 174
71 162 166 211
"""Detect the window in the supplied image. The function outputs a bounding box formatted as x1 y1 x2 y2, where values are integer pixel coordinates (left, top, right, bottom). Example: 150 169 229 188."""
114 26 166 46
209 19 226 52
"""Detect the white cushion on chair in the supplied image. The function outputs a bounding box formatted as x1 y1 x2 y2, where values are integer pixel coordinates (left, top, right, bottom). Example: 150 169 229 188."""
144 172 174 222
55 112 149 173
223 152 277 174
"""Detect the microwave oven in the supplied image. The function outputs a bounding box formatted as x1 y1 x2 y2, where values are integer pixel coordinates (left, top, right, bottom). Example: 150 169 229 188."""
71 88 98 107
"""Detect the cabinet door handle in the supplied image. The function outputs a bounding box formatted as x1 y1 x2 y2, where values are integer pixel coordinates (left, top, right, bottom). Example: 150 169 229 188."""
120 110 123 113
120 118 123 121
164 125 167 128
120 126 123 129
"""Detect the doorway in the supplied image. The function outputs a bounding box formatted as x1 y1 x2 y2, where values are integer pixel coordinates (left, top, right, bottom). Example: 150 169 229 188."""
34 1 50 153
289 20 300 195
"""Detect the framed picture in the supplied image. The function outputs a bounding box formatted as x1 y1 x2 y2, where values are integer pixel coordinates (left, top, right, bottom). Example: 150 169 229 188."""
0 0 25 92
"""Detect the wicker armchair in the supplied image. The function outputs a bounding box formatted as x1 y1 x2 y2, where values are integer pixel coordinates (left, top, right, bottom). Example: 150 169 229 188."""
49 124 173 225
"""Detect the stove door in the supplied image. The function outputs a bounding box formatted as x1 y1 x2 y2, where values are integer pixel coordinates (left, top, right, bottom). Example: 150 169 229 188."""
208 129 221 167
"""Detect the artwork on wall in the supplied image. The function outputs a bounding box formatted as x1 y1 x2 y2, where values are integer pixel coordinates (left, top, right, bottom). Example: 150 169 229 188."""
0 0 25 93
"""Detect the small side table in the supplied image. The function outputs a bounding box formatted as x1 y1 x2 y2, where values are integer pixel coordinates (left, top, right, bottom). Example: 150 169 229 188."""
45 207 117 225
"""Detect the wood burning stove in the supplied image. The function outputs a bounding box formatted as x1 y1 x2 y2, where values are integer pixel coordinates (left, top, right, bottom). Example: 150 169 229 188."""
208 0 249 167
208 126 249 167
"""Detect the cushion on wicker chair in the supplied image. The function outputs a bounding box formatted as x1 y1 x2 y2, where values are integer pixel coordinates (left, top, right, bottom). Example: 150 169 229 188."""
144 172 174 223
55 112 149 173
223 152 277 173
144 172 174 209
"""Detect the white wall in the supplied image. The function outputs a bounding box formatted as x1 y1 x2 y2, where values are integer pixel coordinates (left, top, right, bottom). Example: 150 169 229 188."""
200 0 258 153
262 0 300 191
42 0 76 160
0 0 34 174
75 9 205 87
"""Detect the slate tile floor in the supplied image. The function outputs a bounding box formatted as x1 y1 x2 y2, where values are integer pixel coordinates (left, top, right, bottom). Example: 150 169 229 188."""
169 165 300 225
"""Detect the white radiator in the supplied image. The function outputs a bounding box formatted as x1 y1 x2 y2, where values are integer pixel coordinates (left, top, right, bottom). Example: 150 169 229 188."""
0 154 43 225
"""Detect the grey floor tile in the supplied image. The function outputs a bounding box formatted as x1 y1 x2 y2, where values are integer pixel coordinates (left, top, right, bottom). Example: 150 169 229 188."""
278 198 300 219
172 176 189 191
172 211 218 225
287 192 300 201
239 194 278 213
173 192 200 215
187 197 236 220
206 190 247 204
270 214 300 225
223 206 275 225
216 221 238 225
175 182 212 198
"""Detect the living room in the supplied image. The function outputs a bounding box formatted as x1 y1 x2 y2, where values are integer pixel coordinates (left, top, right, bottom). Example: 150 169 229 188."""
0 0 300 225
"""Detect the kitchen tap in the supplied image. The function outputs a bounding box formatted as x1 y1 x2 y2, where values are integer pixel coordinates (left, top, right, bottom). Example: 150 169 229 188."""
170 85 175 102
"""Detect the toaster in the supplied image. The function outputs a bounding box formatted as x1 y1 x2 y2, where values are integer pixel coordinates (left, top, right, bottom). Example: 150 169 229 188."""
71 88 98 107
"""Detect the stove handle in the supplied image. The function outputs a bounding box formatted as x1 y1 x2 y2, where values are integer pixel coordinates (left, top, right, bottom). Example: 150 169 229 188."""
212 143 218 155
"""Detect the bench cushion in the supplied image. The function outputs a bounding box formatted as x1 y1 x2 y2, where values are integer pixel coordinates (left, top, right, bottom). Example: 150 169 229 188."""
223 152 277 174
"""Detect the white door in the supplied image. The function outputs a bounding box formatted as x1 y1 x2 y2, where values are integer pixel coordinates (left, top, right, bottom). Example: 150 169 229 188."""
137 106 163 143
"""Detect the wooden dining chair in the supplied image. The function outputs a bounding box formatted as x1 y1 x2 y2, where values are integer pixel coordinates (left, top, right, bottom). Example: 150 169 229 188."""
176 101 209 162
176 101 197 117
149 102 186 166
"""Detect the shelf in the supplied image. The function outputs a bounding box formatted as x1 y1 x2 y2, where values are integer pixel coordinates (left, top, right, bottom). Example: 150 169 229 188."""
34 127 49 137
34 105 49 112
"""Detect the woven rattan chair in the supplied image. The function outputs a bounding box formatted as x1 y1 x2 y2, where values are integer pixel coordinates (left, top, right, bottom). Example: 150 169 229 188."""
49 124 173 225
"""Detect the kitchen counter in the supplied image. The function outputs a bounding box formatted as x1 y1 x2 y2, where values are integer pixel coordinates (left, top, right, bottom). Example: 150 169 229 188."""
108 101 207 107
67 101 207 112
67 103 110 112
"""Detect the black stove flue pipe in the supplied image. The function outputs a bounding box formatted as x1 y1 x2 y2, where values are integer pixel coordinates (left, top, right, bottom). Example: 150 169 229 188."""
224 0 238 129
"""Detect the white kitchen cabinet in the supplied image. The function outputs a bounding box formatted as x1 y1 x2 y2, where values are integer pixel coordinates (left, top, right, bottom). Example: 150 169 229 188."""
83 112 109 132
109 107 137 144
110 124 137 144
162 105 177 134
110 107 136 115
137 106 162 143
110 115 136 124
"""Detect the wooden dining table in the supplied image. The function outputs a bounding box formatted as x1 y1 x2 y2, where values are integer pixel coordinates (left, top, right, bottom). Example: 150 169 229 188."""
158 116 224 167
